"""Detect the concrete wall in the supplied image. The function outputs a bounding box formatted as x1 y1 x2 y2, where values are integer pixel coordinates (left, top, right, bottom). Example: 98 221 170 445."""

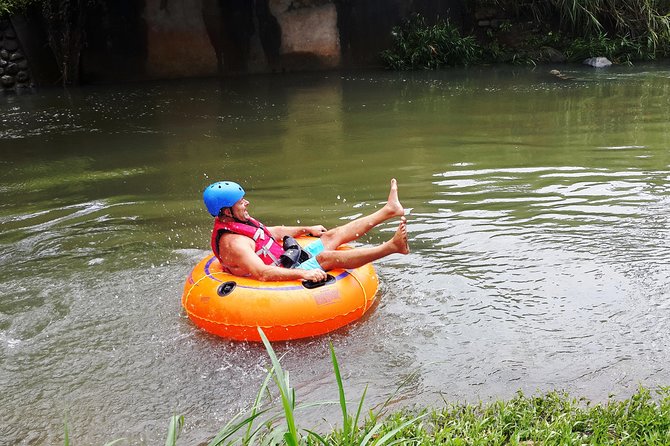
144 0 219 78
4 0 467 87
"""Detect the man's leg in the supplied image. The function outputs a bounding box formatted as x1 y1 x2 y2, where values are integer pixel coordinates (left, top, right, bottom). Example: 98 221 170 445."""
316 217 409 270
320 178 405 250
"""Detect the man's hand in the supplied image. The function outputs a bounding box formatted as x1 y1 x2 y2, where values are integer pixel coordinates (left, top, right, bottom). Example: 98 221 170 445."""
307 225 327 237
301 268 328 282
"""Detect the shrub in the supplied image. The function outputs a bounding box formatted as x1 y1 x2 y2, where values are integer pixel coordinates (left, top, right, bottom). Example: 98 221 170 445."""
381 14 482 70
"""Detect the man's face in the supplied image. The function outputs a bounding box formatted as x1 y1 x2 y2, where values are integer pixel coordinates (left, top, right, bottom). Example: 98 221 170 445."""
227 197 250 221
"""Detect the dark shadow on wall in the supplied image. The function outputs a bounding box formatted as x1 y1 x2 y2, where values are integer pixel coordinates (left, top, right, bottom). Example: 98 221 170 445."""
254 0 281 71
82 0 147 82
9 8 60 86
204 0 281 75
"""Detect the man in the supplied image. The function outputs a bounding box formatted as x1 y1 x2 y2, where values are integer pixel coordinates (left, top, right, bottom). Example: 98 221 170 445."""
203 179 409 282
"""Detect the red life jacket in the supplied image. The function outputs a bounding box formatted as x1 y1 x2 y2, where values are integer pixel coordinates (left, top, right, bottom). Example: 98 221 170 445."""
211 216 285 268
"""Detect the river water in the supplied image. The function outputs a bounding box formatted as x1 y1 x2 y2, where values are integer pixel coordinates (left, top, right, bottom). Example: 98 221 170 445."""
1 64 669 444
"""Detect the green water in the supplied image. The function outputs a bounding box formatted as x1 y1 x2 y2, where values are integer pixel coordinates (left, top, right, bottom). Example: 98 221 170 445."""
1 64 669 444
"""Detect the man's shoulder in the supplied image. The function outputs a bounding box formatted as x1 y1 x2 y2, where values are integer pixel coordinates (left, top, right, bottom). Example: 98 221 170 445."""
219 231 254 247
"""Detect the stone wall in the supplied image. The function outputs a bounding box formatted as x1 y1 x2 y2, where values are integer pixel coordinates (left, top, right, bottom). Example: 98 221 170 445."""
0 18 31 90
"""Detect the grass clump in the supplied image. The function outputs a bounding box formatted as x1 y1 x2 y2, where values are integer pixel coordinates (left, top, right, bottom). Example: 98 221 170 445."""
381 14 483 70
347 387 670 445
382 1 670 69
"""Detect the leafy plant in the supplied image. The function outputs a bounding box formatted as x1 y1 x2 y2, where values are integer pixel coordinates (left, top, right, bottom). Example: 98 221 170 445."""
564 32 655 64
485 0 670 56
0 0 34 14
381 13 482 70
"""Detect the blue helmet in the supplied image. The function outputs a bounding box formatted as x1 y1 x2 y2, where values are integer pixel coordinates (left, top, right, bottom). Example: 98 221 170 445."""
203 181 245 216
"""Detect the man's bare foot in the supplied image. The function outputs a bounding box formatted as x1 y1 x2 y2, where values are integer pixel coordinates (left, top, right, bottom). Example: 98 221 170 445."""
390 216 410 254
383 178 405 217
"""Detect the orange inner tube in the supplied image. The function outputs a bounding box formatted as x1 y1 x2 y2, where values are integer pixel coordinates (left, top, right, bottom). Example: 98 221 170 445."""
182 238 379 341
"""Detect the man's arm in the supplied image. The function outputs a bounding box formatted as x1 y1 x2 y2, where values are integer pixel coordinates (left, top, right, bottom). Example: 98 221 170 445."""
267 224 327 240
220 234 327 282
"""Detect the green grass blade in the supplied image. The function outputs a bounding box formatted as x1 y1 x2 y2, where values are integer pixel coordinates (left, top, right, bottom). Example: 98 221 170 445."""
304 428 329 445
207 410 269 446
359 422 384 446
330 342 351 439
373 368 422 418
63 416 69 446
353 385 369 434
370 413 426 445
165 414 184 446
259 328 300 444
243 362 276 442
283 431 300 446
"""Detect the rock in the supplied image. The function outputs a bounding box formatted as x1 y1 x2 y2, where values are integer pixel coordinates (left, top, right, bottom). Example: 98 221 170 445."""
0 67 3 76
541 46 566 63
10 51 23 61
4 28 16 39
490 19 510 29
475 7 498 20
0 49 8 60
16 71 29 82
1 74 15 88
583 57 612 67
6 62 18 75
17 59 28 70
3 38 19 52
550 69 575 80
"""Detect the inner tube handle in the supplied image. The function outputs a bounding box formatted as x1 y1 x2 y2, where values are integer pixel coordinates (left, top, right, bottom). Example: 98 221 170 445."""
302 274 335 289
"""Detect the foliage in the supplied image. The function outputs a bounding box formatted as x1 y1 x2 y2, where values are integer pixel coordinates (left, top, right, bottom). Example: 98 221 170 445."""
381 14 482 70
378 386 670 445
0 0 35 15
485 0 670 54
565 33 656 64
382 3 670 69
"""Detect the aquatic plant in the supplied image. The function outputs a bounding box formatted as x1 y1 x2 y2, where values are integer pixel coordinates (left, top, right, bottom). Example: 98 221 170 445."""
381 14 483 70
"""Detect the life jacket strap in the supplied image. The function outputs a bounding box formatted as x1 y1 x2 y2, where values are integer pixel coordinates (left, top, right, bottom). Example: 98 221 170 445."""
256 238 281 265
252 227 265 241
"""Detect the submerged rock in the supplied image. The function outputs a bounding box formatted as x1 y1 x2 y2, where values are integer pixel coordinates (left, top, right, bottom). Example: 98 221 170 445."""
549 69 575 80
583 57 612 68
